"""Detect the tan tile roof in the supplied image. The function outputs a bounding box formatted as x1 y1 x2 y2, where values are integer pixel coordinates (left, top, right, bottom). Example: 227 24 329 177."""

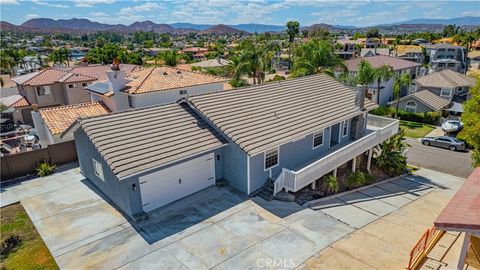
0 95 30 108
389 90 450 111
188 74 377 156
78 102 227 179
415 69 477 88
124 66 227 94
346 55 421 72
12 64 140 86
39 102 110 135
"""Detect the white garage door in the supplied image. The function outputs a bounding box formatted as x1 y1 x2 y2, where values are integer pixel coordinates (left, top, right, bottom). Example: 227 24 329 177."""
139 153 215 212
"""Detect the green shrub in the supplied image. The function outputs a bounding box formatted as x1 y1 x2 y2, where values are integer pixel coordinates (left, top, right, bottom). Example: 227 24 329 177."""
229 78 249 88
324 175 339 194
267 75 286 82
375 131 408 176
370 106 393 116
346 171 375 189
393 110 440 125
36 162 56 177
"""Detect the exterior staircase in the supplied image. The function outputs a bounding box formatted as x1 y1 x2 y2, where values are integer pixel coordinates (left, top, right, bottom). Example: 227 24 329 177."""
258 178 275 201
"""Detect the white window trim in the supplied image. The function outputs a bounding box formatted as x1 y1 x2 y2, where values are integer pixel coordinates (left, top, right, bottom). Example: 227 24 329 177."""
93 158 105 181
342 120 349 137
405 101 417 113
312 129 324 149
264 147 279 171
440 88 452 98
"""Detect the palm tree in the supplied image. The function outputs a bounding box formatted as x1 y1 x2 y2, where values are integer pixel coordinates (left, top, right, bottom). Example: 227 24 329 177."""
373 65 394 104
237 39 278 85
393 73 412 118
292 39 346 77
356 60 376 97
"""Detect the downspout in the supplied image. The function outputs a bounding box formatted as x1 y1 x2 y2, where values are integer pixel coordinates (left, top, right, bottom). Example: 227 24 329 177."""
247 156 251 195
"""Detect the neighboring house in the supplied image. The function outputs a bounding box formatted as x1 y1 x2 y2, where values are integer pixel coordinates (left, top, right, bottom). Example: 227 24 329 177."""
32 101 110 147
394 45 425 64
423 43 467 73
360 48 391 57
0 94 32 125
336 37 361 60
388 90 450 113
191 58 230 68
467 50 480 69
343 55 422 105
11 64 140 108
86 65 228 110
180 47 208 60
74 74 400 219
143 48 171 57
410 69 476 114
365 38 381 48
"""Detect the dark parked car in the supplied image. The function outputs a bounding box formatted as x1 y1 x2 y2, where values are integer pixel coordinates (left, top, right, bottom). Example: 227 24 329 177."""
421 136 466 151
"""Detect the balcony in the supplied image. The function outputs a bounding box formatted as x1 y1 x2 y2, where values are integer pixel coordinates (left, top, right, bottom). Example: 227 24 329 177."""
273 115 400 195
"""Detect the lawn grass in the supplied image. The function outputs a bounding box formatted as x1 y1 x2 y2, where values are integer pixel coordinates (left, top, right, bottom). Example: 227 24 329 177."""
400 120 436 138
1 203 58 270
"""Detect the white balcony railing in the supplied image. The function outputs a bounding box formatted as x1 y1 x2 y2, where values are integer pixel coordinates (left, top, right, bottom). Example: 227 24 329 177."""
273 115 399 195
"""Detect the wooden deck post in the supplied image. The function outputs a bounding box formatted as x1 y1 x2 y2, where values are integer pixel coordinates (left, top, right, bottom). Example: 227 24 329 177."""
457 232 471 270
367 148 373 172
352 156 356 172
311 181 316 190
333 168 337 177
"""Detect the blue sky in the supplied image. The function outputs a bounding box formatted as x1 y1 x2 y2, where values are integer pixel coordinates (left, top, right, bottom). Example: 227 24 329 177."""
1 0 479 26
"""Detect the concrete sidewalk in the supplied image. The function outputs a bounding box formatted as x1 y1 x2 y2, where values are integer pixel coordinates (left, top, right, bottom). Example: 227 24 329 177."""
300 169 465 270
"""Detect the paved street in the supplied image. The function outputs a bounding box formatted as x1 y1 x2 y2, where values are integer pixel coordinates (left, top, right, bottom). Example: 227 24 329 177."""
0 165 465 269
406 138 474 178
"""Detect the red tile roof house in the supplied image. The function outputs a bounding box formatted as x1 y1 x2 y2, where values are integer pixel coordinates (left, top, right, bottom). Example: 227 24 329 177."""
14 64 139 147
0 94 32 125
11 64 140 108
85 65 228 110
343 55 422 106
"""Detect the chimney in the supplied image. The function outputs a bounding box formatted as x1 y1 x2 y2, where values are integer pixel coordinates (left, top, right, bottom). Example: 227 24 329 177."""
105 58 129 112
355 85 366 111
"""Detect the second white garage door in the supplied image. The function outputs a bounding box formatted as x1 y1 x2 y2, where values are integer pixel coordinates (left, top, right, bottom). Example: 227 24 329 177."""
139 153 215 212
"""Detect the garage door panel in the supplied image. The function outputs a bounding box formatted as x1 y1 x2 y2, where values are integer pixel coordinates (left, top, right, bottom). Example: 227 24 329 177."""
140 153 215 212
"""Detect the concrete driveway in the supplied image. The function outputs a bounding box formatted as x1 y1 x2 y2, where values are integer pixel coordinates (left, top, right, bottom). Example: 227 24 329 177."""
0 165 463 269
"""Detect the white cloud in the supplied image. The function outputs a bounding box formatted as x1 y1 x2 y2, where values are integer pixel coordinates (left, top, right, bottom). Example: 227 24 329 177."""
25 13 39 20
74 0 115 8
31 0 68 8
119 2 165 15
0 0 19 5
89 11 108 17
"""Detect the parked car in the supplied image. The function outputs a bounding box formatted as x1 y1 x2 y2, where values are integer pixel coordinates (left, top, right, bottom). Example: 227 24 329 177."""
441 120 463 132
421 136 466 151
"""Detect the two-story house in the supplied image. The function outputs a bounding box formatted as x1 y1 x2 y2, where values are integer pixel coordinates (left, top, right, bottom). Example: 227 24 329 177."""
73 74 399 220
11 64 140 108
344 55 422 105
33 64 228 147
388 69 476 114
423 43 467 73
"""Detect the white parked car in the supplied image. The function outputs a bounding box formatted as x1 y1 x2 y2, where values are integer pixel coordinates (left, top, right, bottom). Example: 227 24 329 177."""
441 120 463 133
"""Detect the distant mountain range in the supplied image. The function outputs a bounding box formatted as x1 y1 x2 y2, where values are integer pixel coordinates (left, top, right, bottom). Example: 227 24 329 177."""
1 16 478 35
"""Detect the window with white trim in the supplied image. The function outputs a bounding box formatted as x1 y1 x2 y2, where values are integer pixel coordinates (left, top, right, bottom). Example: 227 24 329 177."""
313 130 324 148
440 88 452 97
264 148 279 170
405 101 417 113
342 120 349 137
36 86 51 96
93 158 105 181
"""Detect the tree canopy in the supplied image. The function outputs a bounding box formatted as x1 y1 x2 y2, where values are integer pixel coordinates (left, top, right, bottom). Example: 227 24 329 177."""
459 79 480 167
286 21 300 43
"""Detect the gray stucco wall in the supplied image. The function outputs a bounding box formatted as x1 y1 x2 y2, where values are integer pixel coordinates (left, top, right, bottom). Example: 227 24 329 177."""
74 128 135 217
248 117 353 193
221 143 248 193
65 83 92 104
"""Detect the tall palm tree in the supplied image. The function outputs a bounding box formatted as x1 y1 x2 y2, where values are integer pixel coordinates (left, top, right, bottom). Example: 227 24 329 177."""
237 39 278 85
393 73 412 118
292 39 346 77
373 64 394 104
356 60 376 97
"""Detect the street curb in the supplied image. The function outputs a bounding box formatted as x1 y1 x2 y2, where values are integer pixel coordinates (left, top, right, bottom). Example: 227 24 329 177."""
302 173 408 207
